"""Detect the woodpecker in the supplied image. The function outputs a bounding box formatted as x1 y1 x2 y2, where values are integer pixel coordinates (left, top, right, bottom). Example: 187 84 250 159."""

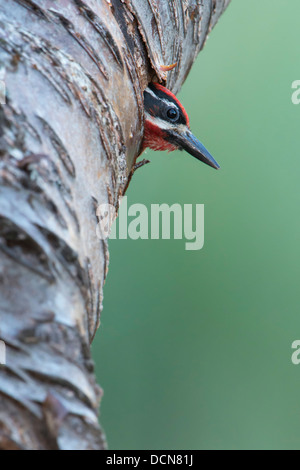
143 83 220 169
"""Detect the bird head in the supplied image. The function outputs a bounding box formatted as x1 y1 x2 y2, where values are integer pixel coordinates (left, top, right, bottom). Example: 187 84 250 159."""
143 83 220 170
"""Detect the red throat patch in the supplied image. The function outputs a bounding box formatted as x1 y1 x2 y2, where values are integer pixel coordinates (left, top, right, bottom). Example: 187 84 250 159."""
143 119 177 152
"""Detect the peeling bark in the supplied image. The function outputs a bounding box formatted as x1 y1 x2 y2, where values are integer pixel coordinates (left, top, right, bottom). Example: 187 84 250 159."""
0 0 230 450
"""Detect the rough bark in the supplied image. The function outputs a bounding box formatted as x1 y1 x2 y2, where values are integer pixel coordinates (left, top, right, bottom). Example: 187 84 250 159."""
0 0 230 450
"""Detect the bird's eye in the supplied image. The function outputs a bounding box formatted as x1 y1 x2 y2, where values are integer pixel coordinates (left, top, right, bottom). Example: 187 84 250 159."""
166 107 179 121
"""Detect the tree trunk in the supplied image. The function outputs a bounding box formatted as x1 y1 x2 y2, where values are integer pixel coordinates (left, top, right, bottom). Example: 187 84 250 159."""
0 0 230 450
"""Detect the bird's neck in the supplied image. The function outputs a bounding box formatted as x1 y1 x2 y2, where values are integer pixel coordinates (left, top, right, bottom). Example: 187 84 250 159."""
142 119 177 152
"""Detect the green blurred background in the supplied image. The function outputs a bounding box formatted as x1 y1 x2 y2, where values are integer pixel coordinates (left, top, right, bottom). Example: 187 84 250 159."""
93 0 300 450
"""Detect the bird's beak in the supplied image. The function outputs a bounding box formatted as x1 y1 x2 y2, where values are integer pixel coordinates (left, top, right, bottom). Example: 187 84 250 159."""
167 129 220 169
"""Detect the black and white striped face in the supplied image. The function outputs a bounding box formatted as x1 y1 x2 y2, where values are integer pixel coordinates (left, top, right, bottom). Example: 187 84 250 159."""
143 82 220 170
144 83 190 130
